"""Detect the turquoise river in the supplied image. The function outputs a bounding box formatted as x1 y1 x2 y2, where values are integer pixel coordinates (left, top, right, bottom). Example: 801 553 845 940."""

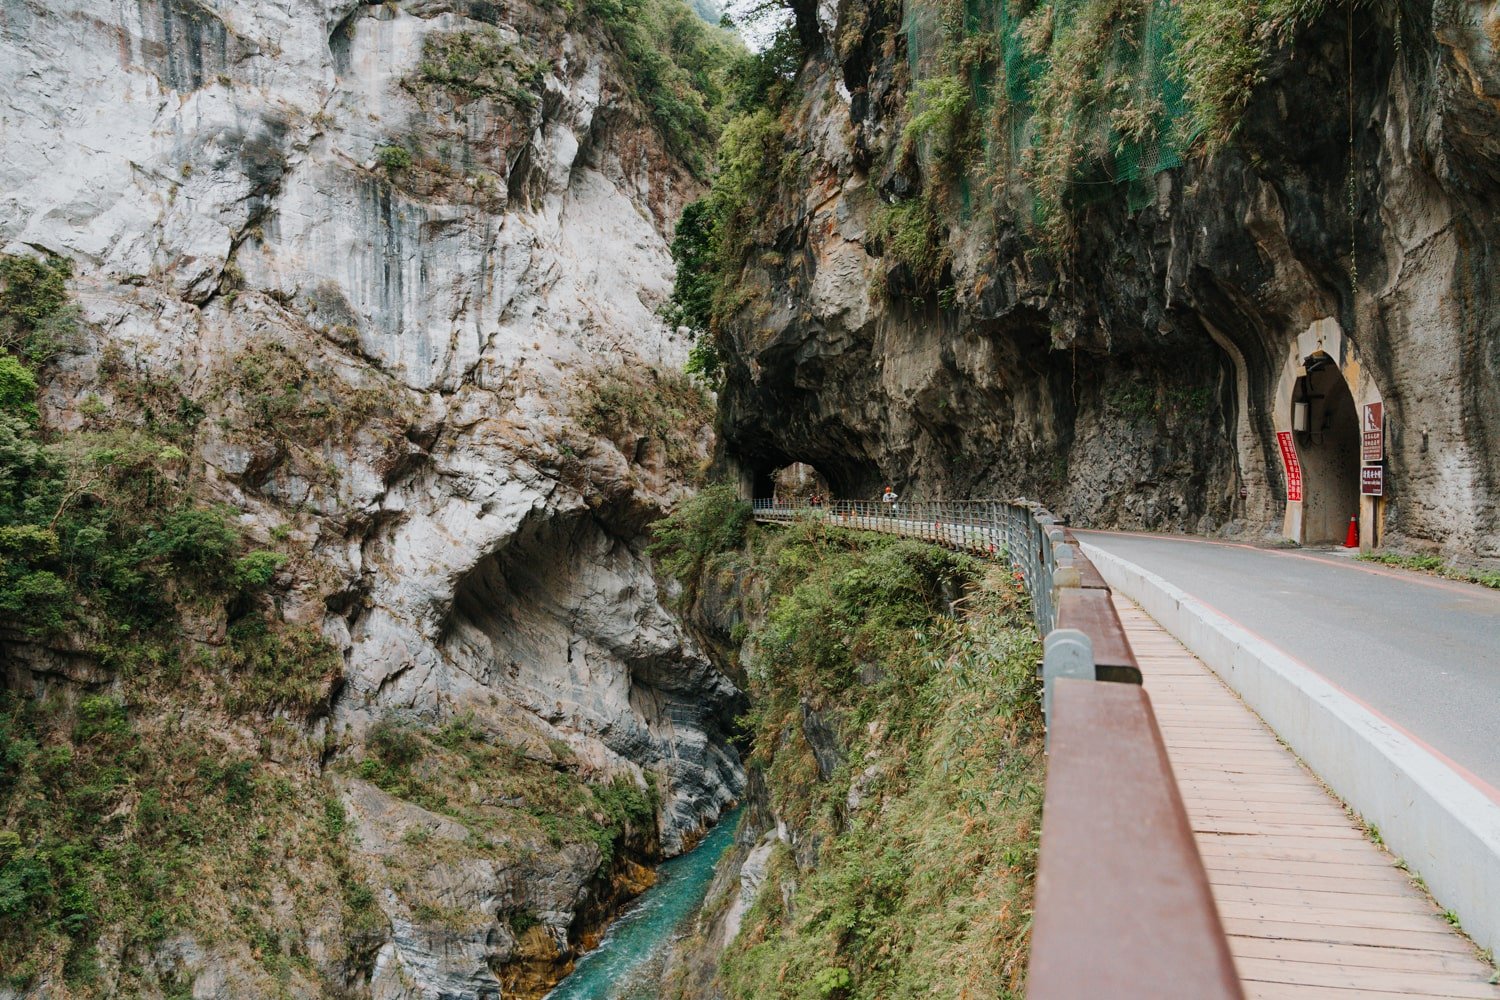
544 807 744 1000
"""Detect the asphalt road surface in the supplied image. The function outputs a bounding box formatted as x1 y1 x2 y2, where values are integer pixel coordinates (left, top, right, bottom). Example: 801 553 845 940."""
1076 530 1500 795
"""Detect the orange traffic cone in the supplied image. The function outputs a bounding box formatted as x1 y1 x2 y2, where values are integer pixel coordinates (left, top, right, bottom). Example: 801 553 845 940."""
1344 515 1359 548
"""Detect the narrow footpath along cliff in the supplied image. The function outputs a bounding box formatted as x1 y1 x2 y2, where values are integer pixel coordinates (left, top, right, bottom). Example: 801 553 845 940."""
0 0 747 996
681 0 1500 559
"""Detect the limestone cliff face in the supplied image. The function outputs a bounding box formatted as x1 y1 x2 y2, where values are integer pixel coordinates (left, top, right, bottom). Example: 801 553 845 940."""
1 0 741 995
716 2 1500 559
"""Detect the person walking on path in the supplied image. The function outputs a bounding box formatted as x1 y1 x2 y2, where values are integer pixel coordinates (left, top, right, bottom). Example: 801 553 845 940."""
881 485 898 516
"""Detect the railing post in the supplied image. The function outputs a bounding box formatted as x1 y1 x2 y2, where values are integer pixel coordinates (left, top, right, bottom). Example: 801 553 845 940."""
1042 628 1094 745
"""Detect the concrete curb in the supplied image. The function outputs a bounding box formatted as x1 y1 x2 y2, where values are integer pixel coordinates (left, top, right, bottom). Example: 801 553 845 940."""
1081 541 1500 956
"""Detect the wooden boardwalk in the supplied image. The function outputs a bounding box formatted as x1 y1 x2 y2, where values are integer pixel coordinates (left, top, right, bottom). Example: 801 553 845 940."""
1115 594 1500 1000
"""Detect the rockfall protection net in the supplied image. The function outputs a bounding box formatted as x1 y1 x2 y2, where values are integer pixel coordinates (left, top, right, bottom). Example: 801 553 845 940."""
902 0 1202 217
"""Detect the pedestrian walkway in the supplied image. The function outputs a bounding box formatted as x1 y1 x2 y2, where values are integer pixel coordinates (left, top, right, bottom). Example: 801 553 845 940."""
1077 529 1500 792
1115 594 1500 999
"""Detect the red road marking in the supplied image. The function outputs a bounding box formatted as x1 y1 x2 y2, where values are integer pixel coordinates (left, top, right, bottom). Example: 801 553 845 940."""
1075 529 1499 600
1098 556 1500 807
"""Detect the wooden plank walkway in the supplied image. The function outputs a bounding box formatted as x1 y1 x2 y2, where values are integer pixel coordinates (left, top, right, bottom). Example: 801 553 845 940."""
1115 594 1500 1000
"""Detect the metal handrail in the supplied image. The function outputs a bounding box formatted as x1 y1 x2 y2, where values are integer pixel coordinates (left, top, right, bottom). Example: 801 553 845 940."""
750 496 1240 999
751 497 1063 633
1029 680 1243 999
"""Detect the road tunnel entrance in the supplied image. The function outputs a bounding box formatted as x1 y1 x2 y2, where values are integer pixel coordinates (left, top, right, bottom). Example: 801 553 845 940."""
1292 352 1361 545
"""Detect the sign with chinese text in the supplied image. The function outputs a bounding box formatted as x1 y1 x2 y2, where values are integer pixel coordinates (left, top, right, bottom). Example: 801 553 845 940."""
1362 465 1384 496
1362 402 1384 463
1277 431 1303 502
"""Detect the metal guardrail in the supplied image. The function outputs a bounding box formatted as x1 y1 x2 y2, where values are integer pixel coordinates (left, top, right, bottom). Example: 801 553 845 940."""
1030 680 1242 999
750 497 1242 999
751 498 1063 633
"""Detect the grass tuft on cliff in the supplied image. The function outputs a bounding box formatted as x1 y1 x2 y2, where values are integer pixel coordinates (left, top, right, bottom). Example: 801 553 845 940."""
673 0 1368 292
417 26 545 110
575 365 715 478
583 0 746 174
1174 0 1357 151
664 24 805 381
653 509 1043 997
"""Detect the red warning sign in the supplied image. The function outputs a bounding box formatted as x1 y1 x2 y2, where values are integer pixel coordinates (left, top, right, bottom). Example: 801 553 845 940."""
1277 431 1304 503
1362 465 1384 496
1362 402 1384 463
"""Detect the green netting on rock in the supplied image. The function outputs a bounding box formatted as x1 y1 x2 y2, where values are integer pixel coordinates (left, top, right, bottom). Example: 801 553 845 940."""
902 0 1202 219
1113 0 1198 212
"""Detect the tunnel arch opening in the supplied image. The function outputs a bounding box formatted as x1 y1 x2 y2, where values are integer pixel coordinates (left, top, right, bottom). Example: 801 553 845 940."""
1271 320 1386 549
737 441 888 504
1292 351 1361 545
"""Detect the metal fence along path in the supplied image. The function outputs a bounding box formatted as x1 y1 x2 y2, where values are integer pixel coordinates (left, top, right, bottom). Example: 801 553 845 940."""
752 498 1071 633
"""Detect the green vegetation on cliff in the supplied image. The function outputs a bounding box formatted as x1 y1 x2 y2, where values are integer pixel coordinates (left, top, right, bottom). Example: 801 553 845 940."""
653 493 1044 997
648 482 752 589
900 0 1354 249
346 715 658 876
0 254 359 992
658 21 803 379
417 26 546 110
583 0 746 173
575 365 715 477
1174 0 1351 149
0 254 322 699
0 254 78 365
0 255 679 996
403 0 744 179
670 0 1360 314
0 694 371 994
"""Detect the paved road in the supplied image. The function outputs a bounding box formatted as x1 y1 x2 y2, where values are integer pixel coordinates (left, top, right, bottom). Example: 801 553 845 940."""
1076 531 1500 794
